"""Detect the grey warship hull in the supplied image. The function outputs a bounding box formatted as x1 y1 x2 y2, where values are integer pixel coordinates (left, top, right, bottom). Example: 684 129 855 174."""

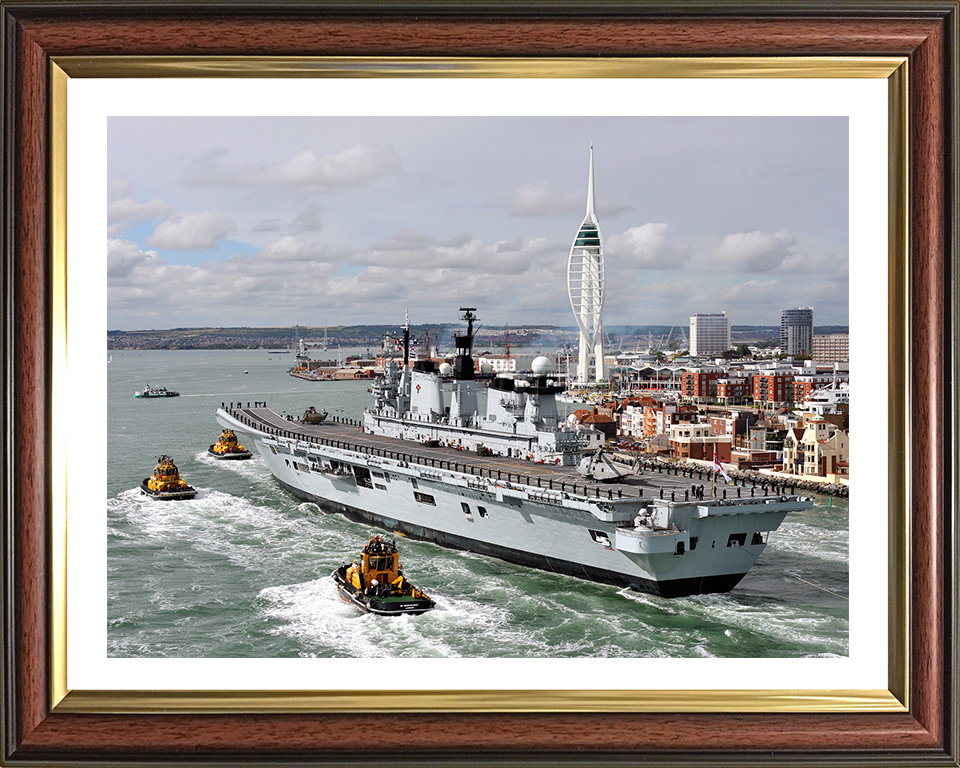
216 405 811 598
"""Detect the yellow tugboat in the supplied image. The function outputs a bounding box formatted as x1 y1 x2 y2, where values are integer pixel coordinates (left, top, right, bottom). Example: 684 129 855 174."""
207 428 253 460
333 535 436 615
140 455 198 500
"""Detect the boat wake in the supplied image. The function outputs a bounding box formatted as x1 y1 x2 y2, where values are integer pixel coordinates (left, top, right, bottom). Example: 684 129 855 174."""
195 450 268 482
616 588 848 657
766 519 849 565
109 488 330 574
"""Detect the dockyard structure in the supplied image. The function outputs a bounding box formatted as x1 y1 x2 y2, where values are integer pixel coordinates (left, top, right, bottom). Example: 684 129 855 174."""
567 145 606 385
689 312 731 357
780 307 814 356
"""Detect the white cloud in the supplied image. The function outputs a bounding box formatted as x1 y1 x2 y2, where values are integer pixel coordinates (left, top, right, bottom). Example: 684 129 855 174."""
107 197 177 223
258 235 334 263
719 278 781 302
508 182 582 217
182 144 402 192
253 218 283 233
108 239 162 278
108 177 134 199
351 230 556 276
108 236 343 326
606 223 690 269
291 202 324 234
146 211 237 251
265 144 402 190
709 230 799 272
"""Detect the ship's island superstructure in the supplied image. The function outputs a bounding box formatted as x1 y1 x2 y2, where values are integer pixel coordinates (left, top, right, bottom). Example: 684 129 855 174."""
215 308 812 598
364 308 603 464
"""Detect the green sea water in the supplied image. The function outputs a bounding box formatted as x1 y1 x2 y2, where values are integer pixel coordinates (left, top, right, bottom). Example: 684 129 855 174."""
107 349 849 659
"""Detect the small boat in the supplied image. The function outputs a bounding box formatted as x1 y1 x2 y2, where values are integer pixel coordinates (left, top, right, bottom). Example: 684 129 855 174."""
244 370 249 374
207 428 253 460
134 384 179 398
140 455 197 500
333 535 436 616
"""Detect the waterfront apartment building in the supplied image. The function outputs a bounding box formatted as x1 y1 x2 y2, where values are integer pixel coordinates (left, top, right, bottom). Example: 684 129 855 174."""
689 312 731 357
716 376 750 405
811 333 850 363
780 307 814 356
753 371 795 408
680 367 725 403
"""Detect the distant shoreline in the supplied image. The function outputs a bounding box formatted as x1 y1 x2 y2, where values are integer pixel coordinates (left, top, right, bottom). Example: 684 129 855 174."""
107 324 849 352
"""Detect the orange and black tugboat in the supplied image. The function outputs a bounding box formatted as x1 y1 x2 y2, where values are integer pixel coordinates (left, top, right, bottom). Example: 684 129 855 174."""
333 536 435 615
140 455 198 500
207 428 252 460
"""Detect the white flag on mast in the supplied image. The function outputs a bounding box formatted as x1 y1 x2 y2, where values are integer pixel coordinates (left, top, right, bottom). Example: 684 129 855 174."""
713 450 732 483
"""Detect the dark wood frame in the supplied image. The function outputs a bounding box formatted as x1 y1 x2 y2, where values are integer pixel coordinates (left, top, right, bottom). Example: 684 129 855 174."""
2 2 957 765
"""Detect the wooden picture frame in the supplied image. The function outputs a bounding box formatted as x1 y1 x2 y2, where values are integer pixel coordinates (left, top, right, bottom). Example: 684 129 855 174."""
2 2 957 765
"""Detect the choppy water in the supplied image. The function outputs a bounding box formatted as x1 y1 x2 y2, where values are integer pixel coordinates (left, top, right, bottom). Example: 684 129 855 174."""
108 349 848 658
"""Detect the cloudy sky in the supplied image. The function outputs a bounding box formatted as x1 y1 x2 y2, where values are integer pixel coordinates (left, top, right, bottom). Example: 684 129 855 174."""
107 116 848 331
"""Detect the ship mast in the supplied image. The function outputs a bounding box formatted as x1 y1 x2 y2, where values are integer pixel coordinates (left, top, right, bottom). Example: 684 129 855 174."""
453 307 478 380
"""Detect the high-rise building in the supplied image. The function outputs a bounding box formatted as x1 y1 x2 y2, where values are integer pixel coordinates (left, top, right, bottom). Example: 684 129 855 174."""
567 145 605 384
780 307 814 356
689 312 731 357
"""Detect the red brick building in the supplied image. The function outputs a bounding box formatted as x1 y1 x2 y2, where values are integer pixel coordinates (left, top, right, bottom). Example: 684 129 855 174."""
716 376 750 404
680 369 724 403
753 372 795 407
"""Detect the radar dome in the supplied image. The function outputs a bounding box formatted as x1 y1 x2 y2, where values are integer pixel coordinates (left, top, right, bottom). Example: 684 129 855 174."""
479 362 493 373
531 356 553 375
439 362 452 375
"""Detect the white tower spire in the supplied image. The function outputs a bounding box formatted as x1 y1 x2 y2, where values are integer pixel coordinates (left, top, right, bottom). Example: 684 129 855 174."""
567 144 605 385
586 142 596 216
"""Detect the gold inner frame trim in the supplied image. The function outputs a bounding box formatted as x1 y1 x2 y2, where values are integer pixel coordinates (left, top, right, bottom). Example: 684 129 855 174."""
50 62 69 709
55 688 905 715
49 55 909 716
53 55 905 79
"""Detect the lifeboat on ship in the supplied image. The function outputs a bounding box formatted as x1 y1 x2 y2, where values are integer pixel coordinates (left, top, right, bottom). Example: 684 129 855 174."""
333 535 436 616
207 428 253 460
140 455 197 500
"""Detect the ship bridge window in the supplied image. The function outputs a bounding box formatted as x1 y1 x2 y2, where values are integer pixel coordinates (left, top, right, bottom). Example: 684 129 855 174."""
727 533 747 548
